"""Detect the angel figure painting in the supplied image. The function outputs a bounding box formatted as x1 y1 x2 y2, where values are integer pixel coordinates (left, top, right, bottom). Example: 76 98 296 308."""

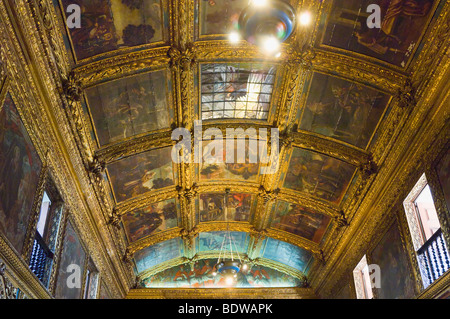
323 0 436 67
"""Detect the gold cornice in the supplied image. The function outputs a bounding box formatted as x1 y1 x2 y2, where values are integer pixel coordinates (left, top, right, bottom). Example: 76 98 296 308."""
126 287 317 299
312 50 406 94
73 47 171 89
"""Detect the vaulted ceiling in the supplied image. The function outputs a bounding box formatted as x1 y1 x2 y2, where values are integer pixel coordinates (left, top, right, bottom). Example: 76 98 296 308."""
44 0 446 290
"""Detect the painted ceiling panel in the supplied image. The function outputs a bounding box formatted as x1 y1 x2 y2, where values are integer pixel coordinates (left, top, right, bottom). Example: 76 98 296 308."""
299 72 391 149
261 238 313 273
122 197 179 242
60 0 165 61
134 237 183 273
198 193 255 223
107 147 175 203
283 148 356 204
321 0 438 68
197 231 250 254
199 139 260 181
198 0 248 36
139 259 304 288
85 70 170 146
270 200 331 244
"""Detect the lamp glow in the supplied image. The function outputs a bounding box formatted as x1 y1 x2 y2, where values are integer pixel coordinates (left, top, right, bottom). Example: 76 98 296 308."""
225 277 235 286
228 31 240 43
299 11 312 26
261 36 280 55
251 0 268 7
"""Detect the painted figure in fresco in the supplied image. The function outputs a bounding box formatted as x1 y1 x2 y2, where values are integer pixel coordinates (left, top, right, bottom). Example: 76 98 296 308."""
200 139 259 181
353 0 433 55
0 144 23 218
205 0 240 33
124 200 177 242
273 203 327 241
68 0 118 58
284 149 354 203
306 83 377 146
109 148 174 202
0 96 41 253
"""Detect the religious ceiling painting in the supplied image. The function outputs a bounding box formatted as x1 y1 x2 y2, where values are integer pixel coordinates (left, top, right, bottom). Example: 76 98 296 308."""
198 0 249 37
139 259 304 288
85 70 171 147
122 198 179 243
198 193 254 223
59 0 166 61
0 93 42 254
134 237 183 274
283 148 356 204
436 149 450 212
261 238 313 273
107 147 175 203
200 63 276 120
322 0 438 67
270 200 331 244
55 220 87 299
199 138 260 182
299 72 391 149
197 231 249 254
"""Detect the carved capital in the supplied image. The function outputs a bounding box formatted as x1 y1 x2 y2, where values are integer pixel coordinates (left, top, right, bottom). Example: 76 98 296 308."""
89 156 106 177
359 155 378 178
108 208 122 230
333 210 349 228
177 183 199 204
258 186 280 204
285 45 316 70
396 78 416 109
168 44 195 71
123 249 133 264
62 71 82 103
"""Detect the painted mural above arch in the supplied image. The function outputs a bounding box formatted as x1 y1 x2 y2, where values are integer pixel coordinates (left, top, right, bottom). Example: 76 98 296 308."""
139 258 306 288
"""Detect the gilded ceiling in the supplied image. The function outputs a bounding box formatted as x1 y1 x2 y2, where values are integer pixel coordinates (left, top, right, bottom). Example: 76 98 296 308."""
44 0 446 288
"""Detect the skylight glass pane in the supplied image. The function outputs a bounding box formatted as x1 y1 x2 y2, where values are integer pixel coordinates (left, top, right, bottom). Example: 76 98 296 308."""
200 63 276 120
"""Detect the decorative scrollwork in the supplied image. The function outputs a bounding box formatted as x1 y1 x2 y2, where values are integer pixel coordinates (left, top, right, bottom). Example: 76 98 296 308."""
0 261 17 299
333 210 349 228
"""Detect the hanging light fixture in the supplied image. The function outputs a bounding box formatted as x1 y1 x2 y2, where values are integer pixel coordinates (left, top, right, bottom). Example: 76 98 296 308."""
235 0 297 56
213 189 247 286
